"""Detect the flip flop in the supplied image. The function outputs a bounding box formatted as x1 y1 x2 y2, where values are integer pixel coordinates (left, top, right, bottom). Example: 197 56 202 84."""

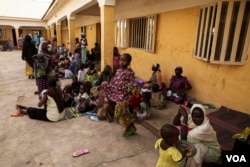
89 115 99 122
123 128 136 137
10 111 24 117
72 148 89 157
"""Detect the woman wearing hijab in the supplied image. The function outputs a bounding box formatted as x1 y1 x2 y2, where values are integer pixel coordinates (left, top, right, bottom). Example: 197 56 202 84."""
173 104 221 167
167 66 192 104
22 34 38 79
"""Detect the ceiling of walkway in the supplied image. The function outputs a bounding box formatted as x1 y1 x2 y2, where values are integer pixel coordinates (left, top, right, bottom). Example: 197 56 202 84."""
0 0 100 22
0 0 54 20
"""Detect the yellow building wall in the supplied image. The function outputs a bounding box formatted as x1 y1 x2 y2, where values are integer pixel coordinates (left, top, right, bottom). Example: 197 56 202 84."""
6 28 13 41
120 7 250 114
85 24 97 51
75 27 81 42
61 29 68 47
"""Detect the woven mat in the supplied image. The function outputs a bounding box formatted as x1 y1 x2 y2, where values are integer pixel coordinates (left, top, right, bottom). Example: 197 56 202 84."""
17 96 92 120
63 107 96 120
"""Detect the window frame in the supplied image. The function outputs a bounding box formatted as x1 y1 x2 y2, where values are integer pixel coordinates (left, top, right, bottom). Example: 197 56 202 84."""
115 15 157 52
0 29 7 39
115 19 129 48
193 0 250 65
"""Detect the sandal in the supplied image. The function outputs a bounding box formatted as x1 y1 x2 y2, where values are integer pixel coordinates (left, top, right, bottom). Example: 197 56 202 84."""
72 148 89 157
123 128 136 137
10 111 24 117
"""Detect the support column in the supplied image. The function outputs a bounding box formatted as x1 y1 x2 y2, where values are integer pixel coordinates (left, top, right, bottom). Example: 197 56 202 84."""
46 26 51 40
14 27 20 49
67 14 76 53
56 21 62 46
50 24 55 39
98 0 115 70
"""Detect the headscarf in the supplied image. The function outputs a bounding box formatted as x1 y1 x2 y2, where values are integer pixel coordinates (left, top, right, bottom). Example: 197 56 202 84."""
152 63 160 71
175 66 183 73
188 104 218 141
35 53 49 71
38 37 46 53
175 66 182 70
22 34 37 67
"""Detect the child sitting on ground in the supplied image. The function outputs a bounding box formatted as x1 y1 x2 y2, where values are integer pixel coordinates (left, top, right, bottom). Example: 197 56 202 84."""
71 76 80 96
76 81 96 113
135 92 152 121
77 63 87 83
63 85 75 108
155 124 185 167
85 63 99 86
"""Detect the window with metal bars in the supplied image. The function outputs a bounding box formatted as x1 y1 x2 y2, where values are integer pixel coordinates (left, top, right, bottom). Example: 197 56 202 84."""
194 0 250 65
115 15 157 52
0 29 7 39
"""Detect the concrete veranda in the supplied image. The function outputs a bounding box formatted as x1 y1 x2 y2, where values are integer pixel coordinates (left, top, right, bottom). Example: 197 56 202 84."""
0 50 160 167
0 50 218 167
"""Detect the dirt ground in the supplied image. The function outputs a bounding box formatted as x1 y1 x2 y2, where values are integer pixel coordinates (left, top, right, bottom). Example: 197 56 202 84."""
0 50 161 167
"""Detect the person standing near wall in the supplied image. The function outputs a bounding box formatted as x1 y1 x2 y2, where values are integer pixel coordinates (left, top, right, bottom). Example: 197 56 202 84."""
22 34 38 79
80 32 88 64
18 34 24 49
33 33 40 49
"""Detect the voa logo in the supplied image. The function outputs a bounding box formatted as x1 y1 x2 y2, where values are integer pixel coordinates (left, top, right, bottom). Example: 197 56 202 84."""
226 155 247 162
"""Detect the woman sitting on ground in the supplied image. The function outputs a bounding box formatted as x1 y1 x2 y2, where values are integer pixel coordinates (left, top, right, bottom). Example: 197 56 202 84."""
173 104 221 167
167 66 192 104
15 78 65 122
144 63 164 90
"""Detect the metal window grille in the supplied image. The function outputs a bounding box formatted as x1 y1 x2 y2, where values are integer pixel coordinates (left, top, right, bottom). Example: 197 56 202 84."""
130 15 157 52
0 29 7 39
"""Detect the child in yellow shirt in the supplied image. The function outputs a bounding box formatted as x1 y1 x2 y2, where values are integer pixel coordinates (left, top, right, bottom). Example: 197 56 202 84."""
154 124 183 167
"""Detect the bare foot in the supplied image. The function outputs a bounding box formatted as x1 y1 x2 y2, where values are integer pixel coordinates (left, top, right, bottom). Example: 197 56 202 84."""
16 105 28 115
16 104 27 109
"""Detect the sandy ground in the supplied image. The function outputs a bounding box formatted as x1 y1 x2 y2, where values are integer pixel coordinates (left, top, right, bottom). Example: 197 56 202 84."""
0 50 159 167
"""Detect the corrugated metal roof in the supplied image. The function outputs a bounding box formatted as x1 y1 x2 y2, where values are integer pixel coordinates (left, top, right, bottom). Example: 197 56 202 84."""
0 0 53 20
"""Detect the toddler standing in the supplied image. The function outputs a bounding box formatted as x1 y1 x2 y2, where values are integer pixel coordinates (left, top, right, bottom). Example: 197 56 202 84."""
155 124 183 167
33 53 49 99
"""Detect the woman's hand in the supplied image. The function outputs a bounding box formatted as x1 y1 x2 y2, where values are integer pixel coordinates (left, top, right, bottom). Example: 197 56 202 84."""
173 106 187 126
178 107 188 118
177 90 186 97
38 94 47 107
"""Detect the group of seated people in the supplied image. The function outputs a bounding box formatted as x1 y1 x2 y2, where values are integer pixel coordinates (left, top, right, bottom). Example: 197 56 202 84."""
14 51 249 166
143 63 192 105
16 54 193 125
53 44 100 79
